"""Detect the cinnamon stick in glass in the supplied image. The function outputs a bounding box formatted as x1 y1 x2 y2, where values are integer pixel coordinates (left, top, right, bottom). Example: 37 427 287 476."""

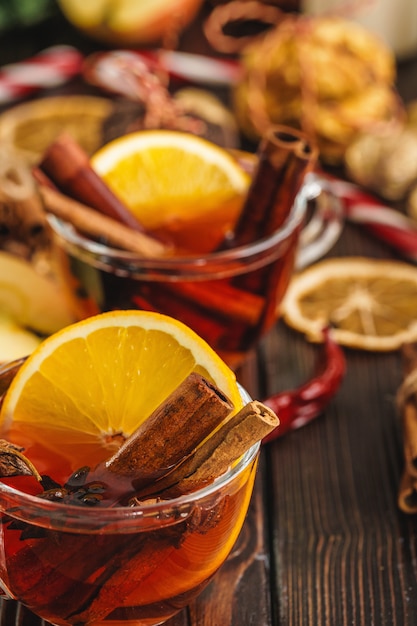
221 124 318 249
136 400 279 499
39 132 145 233
65 534 179 623
154 281 264 326
36 166 263 326
104 371 234 490
39 184 169 258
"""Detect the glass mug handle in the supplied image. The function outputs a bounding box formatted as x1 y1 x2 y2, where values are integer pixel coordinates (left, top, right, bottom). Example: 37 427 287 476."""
296 172 344 271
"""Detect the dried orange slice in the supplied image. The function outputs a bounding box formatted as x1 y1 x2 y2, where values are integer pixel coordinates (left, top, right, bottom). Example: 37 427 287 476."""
91 129 250 251
282 257 417 351
0 310 243 473
0 95 113 164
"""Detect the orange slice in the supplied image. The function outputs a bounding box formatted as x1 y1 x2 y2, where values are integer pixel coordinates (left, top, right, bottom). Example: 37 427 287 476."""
91 129 250 251
0 310 243 474
282 257 417 351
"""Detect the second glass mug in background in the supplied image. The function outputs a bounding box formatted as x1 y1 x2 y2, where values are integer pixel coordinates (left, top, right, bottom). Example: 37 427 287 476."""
48 142 342 369
0 360 259 626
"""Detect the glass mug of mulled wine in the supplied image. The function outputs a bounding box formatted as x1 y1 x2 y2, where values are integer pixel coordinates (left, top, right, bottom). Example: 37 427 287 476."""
0 359 260 626
47 127 342 369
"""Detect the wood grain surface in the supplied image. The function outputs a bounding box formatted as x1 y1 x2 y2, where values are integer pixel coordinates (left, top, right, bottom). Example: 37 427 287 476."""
0 7 416 626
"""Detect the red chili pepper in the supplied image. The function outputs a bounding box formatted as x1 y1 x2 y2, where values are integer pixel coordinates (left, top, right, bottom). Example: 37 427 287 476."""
262 328 346 442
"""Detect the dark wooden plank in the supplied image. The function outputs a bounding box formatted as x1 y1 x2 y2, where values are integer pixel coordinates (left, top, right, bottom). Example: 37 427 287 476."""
264 327 417 626
256 186 417 625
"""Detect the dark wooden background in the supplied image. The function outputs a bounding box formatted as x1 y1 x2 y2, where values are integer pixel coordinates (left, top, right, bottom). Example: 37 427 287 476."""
0 3 416 625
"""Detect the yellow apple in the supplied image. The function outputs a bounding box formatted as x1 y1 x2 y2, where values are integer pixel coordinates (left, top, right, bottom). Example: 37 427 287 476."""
58 0 204 46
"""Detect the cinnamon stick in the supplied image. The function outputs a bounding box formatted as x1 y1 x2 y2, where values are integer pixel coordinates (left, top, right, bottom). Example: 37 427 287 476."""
39 132 145 233
398 470 417 515
396 342 417 513
136 400 279 499
104 372 234 490
220 125 317 249
397 343 417 473
402 402 417 478
161 280 264 326
66 533 179 623
39 184 169 258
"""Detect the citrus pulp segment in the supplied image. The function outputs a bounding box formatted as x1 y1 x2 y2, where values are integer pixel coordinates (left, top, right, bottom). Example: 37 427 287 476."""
0 311 243 442
91 129 250 231
282 257 417 351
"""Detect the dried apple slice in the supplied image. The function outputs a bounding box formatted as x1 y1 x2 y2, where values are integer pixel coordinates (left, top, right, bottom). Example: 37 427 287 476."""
0 314 41 362
0 252 73 336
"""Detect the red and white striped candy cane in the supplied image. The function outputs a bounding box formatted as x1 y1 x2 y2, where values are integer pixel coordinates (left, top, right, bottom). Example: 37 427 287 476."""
0 45 84 105
321 172 417 263
83 49 241 94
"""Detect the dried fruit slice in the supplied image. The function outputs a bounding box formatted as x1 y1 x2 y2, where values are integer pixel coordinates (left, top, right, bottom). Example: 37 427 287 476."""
282 257 417 351
0 310 243 475
0 252 73 336
0 95 113 164
0 314 41 363
91 129 250 251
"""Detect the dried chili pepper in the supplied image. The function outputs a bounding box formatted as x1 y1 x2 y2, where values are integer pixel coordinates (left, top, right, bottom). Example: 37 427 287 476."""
262 327 346 442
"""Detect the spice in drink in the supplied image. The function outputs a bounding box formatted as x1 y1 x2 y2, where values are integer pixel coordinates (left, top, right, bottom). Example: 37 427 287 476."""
0 373 278 624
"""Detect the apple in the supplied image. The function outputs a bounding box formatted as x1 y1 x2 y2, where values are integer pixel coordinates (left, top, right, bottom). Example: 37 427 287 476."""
0 252 74 335
0 252 74 363
0 313 42 363
58 0 204 46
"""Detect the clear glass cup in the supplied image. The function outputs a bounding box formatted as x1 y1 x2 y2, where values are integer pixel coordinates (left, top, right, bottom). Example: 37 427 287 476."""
47 143 342 369
0 359 259 626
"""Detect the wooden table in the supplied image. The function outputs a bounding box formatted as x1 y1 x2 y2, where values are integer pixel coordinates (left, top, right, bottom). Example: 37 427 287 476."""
1 6 417 625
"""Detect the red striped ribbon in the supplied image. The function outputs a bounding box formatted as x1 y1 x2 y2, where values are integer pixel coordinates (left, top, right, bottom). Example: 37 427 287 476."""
0 46 84 104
